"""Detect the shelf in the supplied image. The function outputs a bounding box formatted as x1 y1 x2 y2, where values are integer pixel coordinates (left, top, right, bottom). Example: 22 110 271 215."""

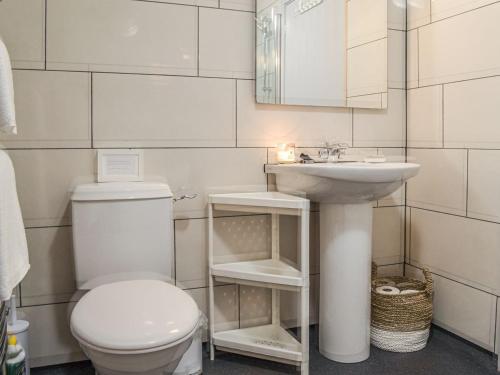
213 324 302 363
211 259 303 287
208 190 310 373
209 192 310 211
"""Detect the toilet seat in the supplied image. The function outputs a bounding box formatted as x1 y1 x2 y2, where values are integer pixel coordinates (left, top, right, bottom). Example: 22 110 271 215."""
71 280 200 353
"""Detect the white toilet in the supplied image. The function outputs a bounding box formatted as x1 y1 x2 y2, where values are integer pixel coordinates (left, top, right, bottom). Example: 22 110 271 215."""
69 182 202 375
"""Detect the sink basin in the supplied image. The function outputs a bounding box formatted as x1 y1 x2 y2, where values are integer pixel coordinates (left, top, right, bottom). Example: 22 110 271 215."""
266 161 420 364
265 162 420 203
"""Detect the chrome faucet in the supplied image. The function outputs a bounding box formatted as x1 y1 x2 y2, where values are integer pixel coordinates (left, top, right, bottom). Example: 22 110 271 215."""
319 142 349 163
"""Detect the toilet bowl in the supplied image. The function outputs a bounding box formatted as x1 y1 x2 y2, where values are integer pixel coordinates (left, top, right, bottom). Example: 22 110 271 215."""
71 280 201 375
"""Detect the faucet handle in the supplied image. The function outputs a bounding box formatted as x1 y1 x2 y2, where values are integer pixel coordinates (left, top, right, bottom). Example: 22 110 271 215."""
337 143 349 154
318 148 329 160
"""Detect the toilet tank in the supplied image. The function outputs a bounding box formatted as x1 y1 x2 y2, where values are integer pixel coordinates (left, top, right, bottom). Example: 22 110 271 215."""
71 182 174 290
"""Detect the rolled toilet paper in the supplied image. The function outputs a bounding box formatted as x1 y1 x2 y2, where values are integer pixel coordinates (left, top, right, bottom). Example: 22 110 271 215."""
400 289 419 295
375 286 400 295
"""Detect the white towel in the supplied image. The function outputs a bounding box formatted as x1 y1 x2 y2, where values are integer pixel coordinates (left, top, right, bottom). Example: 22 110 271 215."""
0 150 29 301
0 37 16 135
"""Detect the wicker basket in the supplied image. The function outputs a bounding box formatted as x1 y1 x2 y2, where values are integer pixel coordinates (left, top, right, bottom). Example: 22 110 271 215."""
371 263 433 352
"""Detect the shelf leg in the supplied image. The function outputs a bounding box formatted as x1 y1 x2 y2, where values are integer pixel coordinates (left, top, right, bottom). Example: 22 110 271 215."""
272 214 281 327
208 204 215 361
300 209 310 375
300 361 309 375
209 275 215 361
300 286 310 375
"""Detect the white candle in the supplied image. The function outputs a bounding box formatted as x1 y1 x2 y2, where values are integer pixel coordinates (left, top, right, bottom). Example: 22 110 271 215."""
277 150 290 162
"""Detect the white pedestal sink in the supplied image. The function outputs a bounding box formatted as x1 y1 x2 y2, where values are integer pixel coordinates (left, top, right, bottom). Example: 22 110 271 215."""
265 162 420 363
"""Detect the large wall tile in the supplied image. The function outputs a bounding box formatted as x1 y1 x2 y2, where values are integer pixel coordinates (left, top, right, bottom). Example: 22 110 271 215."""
0 70 91 149
407 149 467 215
280 274 319 327
347 38 387 97
388 0 406 31
144 148 267 219
237 80 352 147
373 206 404 265
407 0 431 29
239 286 272 328
93 74 235 148
347 0 387 49
353 89 405 147
419 4 500 86
279 212 320 275
410 209 500 294
376 263 404 277
186 285 239 332
19 303 84 367
175 218 207 289
175 215 270 289
468 150 500 223
0 0 45 69
212 215 271 263
431 0 498 22
199 8 254 79
407 29 418 89
407 86 443 147
497 298 500 356
46 0 197 75
220 0 256 11
388 30 405 89
406 265 497 351
347 92 386 109
377 148 406 207
444 76 500 148
8 150 95 227
150 0 217 5
21 227 76 306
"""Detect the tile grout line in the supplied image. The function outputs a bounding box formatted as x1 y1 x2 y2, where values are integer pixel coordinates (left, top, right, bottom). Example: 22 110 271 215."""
131 0 256 14
465 149 469 217
347 36 388 51
197 6 200 77
409 205 500 226
442 84 445 148
493 299 498 354
173 220 177 285
428 0 500 26
90 73 94 149
408 263 500 298
416 27 419 88
407 262 500 298
44 0 47 70
10 68 500 92
404 11 409 276
235 79 238 147
10 67 255 81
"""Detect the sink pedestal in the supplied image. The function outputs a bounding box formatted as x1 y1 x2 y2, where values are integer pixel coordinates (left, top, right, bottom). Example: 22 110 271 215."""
265 161 420 363
319 202 373 363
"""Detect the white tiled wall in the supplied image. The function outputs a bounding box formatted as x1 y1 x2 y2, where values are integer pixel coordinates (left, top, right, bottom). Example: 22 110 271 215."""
0 0 45 69
406 265 497 351
1 71 91 149
0 0 406 366
406 0 500 353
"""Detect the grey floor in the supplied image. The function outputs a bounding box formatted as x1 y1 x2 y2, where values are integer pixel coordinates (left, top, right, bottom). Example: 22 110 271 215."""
32 326 498 375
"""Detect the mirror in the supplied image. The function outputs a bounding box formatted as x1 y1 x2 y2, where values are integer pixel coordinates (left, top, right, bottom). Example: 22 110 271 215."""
256 0 388 109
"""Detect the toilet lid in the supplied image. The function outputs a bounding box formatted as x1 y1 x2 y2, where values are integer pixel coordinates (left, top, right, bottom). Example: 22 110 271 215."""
71 280 199 351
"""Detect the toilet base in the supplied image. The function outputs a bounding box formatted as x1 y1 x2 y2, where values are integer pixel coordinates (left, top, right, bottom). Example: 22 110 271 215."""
80 336 193 375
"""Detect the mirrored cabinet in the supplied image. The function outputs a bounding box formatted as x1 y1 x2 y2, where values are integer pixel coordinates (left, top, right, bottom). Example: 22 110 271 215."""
256 0 392 109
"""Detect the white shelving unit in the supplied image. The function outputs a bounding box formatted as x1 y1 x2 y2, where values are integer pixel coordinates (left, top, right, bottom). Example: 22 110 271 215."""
208 192 310 374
